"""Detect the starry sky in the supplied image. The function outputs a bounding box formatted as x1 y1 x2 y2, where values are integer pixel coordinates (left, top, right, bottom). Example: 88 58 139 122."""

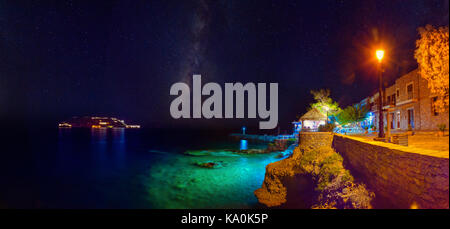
1 0 448 132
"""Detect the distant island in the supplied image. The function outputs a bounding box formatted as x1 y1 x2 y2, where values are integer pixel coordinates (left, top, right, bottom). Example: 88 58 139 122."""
58 116 140 129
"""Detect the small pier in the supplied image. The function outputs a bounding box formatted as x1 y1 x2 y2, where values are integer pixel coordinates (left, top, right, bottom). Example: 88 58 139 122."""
230 133 295 142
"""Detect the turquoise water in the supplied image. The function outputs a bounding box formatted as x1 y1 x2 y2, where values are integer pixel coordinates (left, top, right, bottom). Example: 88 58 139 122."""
145 148 286 208
1 128 290 208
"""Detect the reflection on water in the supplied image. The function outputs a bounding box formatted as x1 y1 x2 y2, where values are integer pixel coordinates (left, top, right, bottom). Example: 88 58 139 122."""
91 128 107 143
111 128 126 169
240 139 248 150
5 128 283 208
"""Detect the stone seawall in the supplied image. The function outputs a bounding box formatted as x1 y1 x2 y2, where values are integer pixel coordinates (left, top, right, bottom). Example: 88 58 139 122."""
298 132 334 151
332 135 449 209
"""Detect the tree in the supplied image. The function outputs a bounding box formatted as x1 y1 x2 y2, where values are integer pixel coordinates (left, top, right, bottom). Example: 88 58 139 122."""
336 104 369 126
414 25 449 112
309 89 341 118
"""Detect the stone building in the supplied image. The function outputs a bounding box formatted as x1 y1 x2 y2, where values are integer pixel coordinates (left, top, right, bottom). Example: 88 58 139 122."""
364 69 449 131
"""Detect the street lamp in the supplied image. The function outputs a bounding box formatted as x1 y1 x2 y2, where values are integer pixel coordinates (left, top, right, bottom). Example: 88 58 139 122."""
376 50 384 62
376 49 385 138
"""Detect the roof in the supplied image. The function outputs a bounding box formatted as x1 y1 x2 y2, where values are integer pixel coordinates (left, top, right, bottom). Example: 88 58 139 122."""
299 108 327 121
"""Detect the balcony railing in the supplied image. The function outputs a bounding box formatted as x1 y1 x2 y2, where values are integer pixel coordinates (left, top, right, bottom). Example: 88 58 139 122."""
383 100 396 107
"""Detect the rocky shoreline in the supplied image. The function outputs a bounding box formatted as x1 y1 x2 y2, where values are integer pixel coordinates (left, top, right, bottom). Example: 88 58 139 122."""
254 132 374 209
185 139 295 169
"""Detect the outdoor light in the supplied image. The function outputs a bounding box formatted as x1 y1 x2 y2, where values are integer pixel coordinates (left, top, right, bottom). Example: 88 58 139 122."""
375 49 385 138
376 49 384 62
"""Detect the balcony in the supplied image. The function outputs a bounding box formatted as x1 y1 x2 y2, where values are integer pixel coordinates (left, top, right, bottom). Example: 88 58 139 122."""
383 100 396 109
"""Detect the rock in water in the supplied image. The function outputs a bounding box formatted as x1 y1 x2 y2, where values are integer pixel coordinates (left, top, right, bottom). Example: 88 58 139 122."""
194 161 218 168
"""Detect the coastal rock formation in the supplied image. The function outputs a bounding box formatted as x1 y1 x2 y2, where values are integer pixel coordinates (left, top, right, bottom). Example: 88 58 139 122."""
194 162 218 168
185 139 294 157
266 139 291 152
254 132 374 209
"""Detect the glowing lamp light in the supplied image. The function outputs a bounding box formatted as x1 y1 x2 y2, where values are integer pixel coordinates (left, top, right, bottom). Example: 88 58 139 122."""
376 50 384 62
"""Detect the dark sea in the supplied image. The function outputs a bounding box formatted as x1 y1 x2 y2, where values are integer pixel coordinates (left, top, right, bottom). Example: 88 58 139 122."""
0 127 287 209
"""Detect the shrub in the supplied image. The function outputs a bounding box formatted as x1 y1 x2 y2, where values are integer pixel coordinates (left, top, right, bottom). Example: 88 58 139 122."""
318 123 336 132
437 124 446 132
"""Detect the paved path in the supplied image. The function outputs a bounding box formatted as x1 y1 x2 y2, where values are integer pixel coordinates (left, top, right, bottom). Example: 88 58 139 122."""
346 131 449 157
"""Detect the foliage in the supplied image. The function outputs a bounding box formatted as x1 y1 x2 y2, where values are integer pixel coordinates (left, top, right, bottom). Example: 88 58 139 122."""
309 89 341 117
437 124 446 132
414 25 449 112
318 123 336 132
296 146 373 209
336 104 369 126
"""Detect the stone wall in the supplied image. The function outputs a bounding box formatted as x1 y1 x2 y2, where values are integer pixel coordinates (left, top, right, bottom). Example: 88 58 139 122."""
298 132 334 151
333 134 449 209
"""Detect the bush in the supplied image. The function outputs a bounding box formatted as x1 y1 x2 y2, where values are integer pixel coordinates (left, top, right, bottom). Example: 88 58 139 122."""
318 123 336 132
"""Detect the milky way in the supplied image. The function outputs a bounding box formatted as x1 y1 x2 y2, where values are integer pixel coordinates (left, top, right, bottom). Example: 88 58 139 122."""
180 0 211 83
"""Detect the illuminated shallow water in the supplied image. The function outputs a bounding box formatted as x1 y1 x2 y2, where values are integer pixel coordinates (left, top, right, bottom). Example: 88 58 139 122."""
146 149 283 209
0 128 288 208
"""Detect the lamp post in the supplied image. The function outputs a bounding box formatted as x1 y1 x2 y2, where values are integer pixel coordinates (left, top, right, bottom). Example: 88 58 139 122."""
376 49 385 138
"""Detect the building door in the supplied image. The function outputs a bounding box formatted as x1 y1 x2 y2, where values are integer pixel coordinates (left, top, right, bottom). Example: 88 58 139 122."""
390 113 394 129
407 109 414 128
396 112 400 129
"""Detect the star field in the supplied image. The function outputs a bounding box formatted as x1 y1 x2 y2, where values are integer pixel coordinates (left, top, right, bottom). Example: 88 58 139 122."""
0 0 448 132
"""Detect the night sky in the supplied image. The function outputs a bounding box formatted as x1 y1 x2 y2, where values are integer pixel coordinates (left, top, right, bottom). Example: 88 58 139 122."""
1 0 448 132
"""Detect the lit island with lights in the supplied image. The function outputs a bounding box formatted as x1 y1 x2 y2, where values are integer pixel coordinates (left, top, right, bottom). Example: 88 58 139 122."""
58 116 140 129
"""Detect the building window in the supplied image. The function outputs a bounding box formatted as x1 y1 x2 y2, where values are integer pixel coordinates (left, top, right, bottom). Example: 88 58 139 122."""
407 83 413 100
396 89 399 98
432 96 439 116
